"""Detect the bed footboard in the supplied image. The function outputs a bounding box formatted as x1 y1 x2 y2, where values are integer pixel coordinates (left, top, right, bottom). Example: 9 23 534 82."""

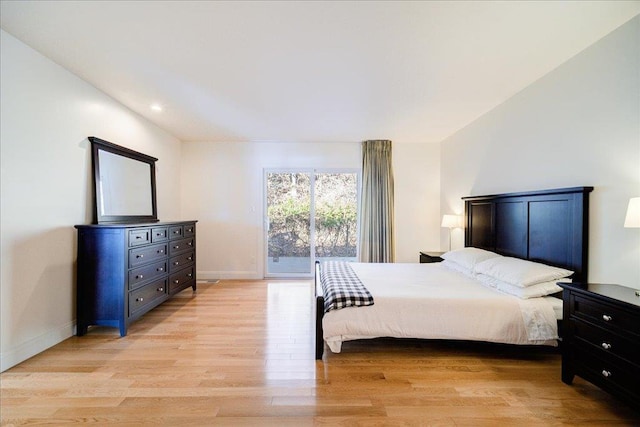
314 261 325 360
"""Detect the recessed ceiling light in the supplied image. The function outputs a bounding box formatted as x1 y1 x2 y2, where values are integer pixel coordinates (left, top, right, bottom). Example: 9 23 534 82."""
150 103 163 112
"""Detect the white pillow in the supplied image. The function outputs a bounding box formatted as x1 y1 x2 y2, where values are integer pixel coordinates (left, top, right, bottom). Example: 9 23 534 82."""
441 259 474 277
441 247 501 271
474 256 573 288
476 273 564 299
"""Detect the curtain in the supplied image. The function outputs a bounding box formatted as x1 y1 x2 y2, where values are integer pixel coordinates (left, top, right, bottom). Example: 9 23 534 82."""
359 140 395 263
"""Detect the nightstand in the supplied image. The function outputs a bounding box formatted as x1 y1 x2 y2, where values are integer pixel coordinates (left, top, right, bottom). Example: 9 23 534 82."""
419 251 444 263
558 282 640 411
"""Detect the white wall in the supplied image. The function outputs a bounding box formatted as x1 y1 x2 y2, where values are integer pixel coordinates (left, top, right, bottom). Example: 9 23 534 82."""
0 30 183 371
181 141 439 278
440 16 640 287
393 143 441 261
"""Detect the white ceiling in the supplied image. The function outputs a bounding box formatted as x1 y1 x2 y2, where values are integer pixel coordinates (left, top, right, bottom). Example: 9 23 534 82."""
1 1 639 144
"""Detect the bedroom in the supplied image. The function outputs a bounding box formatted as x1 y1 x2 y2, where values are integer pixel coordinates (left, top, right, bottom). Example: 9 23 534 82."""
1 1 639 423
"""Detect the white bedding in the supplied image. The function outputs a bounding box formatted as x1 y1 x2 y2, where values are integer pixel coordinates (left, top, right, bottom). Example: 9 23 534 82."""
322 262 559 353
544 295 563 320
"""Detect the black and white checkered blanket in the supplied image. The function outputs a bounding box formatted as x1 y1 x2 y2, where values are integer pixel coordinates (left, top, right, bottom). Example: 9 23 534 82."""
320 261 374 313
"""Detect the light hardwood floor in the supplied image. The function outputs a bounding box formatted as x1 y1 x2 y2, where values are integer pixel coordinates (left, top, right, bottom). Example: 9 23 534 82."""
1 280 638 426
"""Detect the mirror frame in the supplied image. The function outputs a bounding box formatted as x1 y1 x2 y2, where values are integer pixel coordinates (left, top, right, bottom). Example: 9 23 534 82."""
89 136 159 224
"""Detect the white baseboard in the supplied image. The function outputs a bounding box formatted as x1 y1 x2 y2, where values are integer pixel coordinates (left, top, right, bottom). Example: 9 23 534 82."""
197 270 262 280
1 321 75 372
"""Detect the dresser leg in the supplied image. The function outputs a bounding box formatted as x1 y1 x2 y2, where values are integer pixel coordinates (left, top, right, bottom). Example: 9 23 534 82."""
562 367 574 385
77 323 88 336
560 341 573 384
192 283 197 292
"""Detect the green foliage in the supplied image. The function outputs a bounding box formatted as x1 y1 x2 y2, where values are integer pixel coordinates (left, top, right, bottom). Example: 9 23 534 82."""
267 173 358 258
316 203 356 229
268 197 310 221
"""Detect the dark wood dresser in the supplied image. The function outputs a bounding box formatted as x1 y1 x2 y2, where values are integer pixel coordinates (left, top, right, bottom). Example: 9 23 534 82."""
75 221 197 336
559 282 640 410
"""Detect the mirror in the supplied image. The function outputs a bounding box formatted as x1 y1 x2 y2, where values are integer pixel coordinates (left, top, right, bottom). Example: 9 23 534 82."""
90 136 158 224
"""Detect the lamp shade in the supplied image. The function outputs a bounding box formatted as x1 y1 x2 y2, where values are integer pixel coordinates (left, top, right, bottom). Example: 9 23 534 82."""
441 214 463 228
624 197 640 228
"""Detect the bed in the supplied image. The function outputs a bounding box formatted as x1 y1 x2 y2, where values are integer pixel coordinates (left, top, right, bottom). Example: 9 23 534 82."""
313 186 593 359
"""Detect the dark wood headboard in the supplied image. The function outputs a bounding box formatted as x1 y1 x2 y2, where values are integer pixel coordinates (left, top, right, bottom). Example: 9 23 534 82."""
462 187 593 283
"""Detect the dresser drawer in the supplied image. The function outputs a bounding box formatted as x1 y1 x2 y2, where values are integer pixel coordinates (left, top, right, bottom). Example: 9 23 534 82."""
129 243 168 268
571 319 639 364
128 260 167 290
128 279 168 317
169 251 195 273
169 225 184 239
169 266 195 293
128 229 151 246
151 227 168 242
573 294 640 336
169 237 195 256
183 223 195 237
572 342 640 401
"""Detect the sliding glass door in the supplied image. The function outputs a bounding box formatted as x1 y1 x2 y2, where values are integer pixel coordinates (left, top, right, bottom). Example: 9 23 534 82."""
265 170 358 277
265 171 312 276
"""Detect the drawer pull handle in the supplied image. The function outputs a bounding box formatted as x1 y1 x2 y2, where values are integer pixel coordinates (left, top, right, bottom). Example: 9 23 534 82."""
188 242 193 246
188 257 192 261
174 261 179 266
136 236 143 239
158 250 164 254
137 254 144 259
136 275 144 279
136 297 144 302
601 370 612 378
601 342 612 350
157 287 164 292
174 230 180 234
187 273 192 277
602 314 613 322
174 280 180 284
174 245 180 249
157 267 164 272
